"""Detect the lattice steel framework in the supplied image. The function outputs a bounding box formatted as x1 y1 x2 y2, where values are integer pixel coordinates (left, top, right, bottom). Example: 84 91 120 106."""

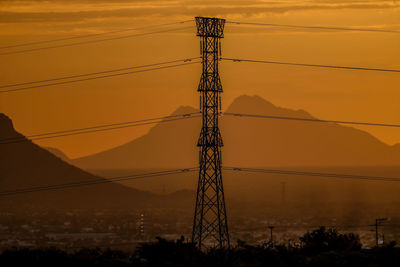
192 17 230 249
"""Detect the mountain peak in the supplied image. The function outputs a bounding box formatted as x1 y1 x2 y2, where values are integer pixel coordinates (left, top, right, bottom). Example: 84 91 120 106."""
0 113 19 139
0 113 14 128
73 95 400 169
227 95 275 112
170 105 199 116
226 95 313 119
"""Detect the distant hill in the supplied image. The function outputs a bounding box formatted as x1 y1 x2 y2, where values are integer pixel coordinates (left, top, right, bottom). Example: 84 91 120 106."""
73 95 400 170
221 95 400 167
0 113 160 211
44 146 72 163
73 106 201 169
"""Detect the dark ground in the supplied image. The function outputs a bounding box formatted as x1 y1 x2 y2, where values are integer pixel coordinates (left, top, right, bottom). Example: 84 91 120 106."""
1 227 400 267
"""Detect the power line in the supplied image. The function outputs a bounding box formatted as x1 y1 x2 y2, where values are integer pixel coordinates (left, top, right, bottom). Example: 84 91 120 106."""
2 112 200 141
0 57 199 89
4 165 400 196
0 20 193 50
0 60 201 94
3 110 399 145
222 58 400 73
0 26 193 56
0 112 201 144
226 21 400 34
0 167 198 197
223 112 400 128
223 166 400 182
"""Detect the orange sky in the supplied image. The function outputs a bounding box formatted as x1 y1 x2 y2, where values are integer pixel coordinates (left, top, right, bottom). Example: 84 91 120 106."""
0 0 399 159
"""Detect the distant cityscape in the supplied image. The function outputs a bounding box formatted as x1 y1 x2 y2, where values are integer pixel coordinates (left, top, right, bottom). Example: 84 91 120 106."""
2 203 400 251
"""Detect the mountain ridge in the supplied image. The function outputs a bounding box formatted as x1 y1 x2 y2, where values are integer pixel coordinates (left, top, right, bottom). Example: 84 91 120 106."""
72 95 400 170
0 113 159 210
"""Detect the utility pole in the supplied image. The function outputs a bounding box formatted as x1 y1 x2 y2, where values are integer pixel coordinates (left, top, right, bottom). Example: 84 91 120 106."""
375 218 387 246
268 226 274 246
192 17 230 249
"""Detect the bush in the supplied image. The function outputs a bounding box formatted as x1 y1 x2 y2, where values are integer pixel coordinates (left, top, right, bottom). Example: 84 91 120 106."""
300 227 362 254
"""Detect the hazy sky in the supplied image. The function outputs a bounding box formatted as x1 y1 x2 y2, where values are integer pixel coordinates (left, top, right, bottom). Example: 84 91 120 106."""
0 0 399 158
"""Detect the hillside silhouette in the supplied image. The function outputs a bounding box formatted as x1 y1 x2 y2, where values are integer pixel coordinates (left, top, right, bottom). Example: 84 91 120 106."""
0 114 159 210
73 95 400 170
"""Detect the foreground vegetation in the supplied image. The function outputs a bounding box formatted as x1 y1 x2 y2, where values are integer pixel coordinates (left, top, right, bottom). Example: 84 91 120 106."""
1 227 400 266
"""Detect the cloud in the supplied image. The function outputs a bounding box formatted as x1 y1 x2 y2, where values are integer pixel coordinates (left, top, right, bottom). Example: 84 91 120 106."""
0 1 397 23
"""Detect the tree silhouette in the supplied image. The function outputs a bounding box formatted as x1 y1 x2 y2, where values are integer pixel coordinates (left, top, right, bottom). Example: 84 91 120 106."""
300 227 362 254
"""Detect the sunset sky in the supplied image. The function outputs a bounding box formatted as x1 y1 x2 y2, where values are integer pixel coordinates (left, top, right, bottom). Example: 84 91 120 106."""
0 0 399 159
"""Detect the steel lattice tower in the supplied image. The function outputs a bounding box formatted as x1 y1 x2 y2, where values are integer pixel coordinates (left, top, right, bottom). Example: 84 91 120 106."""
192 17 230 249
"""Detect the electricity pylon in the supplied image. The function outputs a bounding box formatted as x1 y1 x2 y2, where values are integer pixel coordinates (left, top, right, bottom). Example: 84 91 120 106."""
192 16 230 249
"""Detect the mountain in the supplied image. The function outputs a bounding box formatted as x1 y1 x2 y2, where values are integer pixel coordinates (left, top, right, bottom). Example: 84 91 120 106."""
73 95 400 170
221 95 400 167
0 113 159 211
73 106 201 169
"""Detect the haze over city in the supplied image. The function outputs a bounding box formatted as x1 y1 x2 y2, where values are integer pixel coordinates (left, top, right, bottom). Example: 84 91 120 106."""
1 0 400 265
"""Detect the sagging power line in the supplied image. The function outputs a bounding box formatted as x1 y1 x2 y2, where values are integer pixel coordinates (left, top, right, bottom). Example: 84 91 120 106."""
226 20 400 34
223 166 400 182
3 110 400 145
0 26 193 56
0 60 201 94
0 57 200 89
5 165 400 197
223 112 400 128
4 55 398 94
0 167 198 197
222 58 400 73
0 20 193 50
0 112 201 144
